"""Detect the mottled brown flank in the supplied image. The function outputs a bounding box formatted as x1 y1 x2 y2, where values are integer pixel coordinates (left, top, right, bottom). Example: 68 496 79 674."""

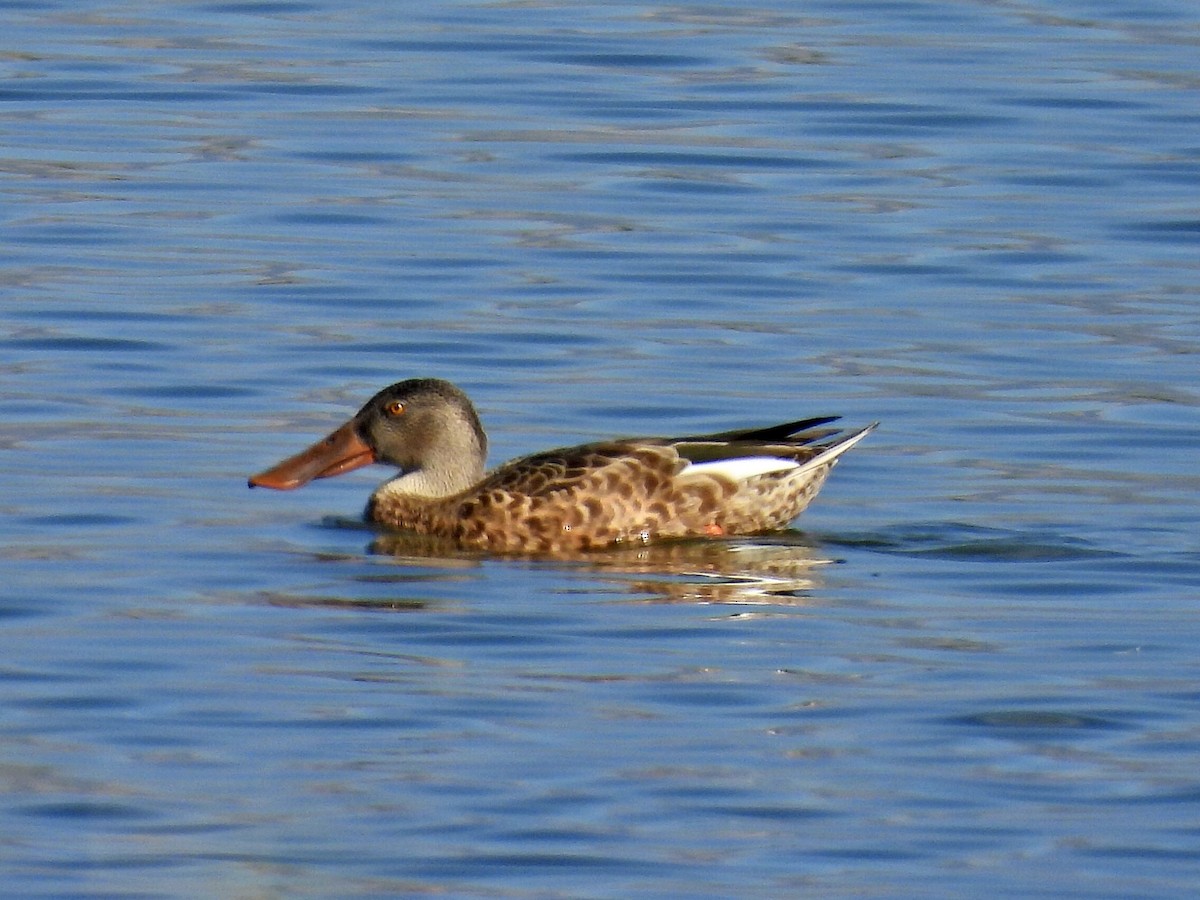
367 438 850 554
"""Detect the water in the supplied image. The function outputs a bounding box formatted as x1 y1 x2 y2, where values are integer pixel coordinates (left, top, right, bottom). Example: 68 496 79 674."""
3 0 1199 896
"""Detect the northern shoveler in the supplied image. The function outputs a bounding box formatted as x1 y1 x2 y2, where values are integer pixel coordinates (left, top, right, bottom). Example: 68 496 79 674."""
249 378 875 554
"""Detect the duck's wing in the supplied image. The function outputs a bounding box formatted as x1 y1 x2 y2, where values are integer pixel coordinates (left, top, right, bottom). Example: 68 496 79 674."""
668 417 871 474
470 416 870 500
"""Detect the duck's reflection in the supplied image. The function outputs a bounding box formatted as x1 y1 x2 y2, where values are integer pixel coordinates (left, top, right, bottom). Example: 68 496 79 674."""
369 531 834 605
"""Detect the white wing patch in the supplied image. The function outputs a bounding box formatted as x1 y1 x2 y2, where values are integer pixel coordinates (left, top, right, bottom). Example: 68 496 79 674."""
680 457 800 483
677 423 878 486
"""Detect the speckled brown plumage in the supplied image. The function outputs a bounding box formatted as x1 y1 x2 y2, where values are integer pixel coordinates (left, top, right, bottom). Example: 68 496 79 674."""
250 378 875 554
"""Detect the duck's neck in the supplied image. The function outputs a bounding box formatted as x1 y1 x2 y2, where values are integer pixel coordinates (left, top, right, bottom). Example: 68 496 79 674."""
367 461 478 533
376 460 482 500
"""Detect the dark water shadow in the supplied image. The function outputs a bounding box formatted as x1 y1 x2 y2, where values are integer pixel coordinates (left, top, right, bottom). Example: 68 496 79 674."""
822 521 1124 563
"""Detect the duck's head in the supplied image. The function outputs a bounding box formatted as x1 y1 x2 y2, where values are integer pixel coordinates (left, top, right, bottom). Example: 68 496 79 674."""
249 378 487 496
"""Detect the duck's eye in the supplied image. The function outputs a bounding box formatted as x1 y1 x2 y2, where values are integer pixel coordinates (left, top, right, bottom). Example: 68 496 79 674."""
385 400 405 417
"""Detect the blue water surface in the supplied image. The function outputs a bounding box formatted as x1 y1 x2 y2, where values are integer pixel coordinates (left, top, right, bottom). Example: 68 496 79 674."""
2 0 1199 897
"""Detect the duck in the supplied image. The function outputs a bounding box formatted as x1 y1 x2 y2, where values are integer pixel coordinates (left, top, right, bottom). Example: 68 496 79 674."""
249 378 875 554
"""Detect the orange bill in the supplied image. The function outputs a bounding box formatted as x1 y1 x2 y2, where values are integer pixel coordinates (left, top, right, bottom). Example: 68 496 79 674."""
248 421 375 490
